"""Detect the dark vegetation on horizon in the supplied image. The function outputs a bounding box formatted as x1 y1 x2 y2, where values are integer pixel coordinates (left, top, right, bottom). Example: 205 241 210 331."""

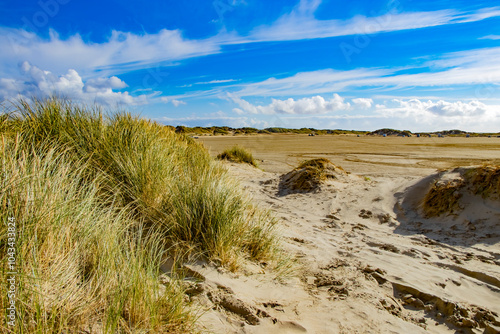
173 125 367 136
172 126 499 137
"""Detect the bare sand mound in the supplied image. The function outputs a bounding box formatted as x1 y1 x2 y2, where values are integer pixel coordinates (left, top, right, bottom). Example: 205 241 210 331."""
279 158 349 194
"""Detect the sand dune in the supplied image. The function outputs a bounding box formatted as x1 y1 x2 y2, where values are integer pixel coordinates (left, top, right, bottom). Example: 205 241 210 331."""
183 136 500 333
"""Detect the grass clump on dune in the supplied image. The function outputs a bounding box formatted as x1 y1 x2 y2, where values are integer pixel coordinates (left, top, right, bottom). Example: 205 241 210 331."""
217 145 258 167
464 165 500 199
0 142 192 333
422 179 464 218
297 158 346 175
0 98 283 333
422 165 500 217
280 158 346 193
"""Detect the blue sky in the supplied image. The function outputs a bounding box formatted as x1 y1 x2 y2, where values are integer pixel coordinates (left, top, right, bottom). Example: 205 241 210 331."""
1 0 500 131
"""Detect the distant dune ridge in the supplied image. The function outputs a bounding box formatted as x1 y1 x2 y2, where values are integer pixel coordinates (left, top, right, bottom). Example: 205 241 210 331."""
172 125 500 137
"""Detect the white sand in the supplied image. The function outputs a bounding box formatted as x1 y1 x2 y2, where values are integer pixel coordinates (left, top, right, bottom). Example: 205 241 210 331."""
185 163 500 333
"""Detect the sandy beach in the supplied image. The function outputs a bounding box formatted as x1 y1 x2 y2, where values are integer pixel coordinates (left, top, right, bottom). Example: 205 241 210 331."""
183 135 500 333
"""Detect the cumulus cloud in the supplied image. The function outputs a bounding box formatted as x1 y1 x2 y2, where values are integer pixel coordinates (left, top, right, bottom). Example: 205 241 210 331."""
373 99 499 130
352 98 373 109
153 95 500 131
84 77 128 92
0 61 150 106
369 98 500 131
230 94 351 115
380 99 488 118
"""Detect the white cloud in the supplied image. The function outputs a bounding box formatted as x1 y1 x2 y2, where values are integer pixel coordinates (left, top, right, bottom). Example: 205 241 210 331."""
154 97 500 131
231 68 391 97
208 110 227 118
480 35 500 40
219 2 500 44
216 47 500 98
0 27 220 78
458 7 500 23
0 62 151 106
352 98 373 109
375 99 499 129
0 78 24 101
369 98 500 131
160 97 187 107
85 76 128 92
195 79 237 85
1 4 499 80
425 100 487 116
171 99 186 107
230 93 351 115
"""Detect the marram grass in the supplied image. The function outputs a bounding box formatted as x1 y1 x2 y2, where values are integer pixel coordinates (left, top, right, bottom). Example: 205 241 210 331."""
0 98 285 333
217 145 259 167
0 142 192 333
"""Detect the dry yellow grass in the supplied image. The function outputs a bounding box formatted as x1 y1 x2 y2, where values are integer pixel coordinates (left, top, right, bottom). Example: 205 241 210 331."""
464 165 500 199
422 179 464 218
217 145 258 167
280 158 346 193
422 165 500 217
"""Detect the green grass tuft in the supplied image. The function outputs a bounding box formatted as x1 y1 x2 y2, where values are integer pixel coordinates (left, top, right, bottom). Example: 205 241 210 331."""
217 145 258 167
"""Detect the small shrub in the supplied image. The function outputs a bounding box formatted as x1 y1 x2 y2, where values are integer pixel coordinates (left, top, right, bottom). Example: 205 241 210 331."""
217 145 258 167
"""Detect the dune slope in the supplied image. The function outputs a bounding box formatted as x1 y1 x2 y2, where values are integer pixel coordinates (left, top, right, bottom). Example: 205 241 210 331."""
191 163 500 333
